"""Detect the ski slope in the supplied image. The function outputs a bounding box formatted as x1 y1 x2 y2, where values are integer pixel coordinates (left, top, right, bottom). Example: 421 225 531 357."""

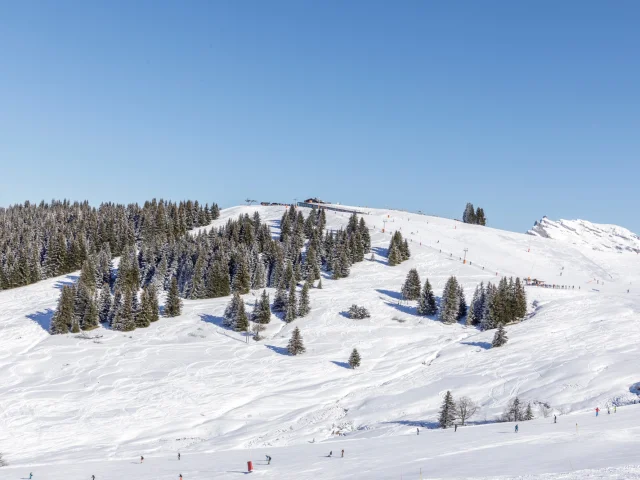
1 204 639 479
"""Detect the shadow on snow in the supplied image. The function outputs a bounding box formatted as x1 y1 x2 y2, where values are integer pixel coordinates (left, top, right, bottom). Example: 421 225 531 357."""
54 275 79 290
331 360 351 369
265 344 289 356
27 309 55 333
461 341 492 350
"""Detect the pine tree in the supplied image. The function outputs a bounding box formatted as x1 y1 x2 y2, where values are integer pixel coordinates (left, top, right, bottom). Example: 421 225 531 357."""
235 299 249 332
255 290 272 324
387 243 401 266
467 283 484 326
136 287 153 328
417 279 438 316
491 324 508 347
112 288 136 331
223 293 242 329
287 326 306 355
272 284 288 313
285 282 297 323
514 277 527 320
298 281 311 317
348 348 361 369
524 403 534 421
82 295 100 330
476 207 486 226
148 284 160 322
164 277 182 317
438 391 457 428
231 256 251 294
440 276 460 324
457 285 467 320
98 282 112 323
463 203 476 224
401 268 421 300
50 285 75 334
400 239 410 261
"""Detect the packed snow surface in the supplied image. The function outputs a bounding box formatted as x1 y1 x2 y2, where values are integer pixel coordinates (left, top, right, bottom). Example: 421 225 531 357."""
1 204 639 479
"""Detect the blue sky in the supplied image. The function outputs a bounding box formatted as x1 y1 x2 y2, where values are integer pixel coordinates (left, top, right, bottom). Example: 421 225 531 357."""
1 1 638 233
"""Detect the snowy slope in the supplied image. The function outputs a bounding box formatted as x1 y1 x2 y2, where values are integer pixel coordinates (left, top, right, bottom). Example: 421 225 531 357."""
1 204 639 479
527 217 640 254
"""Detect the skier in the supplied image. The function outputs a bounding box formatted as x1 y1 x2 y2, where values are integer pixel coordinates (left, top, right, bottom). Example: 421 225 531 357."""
554 415 557 424
266 455 271 465
328 451 332 457
416 427 420 435
92 476 95 480
614 405 617 413
454 424 458 432
179 475 182 480
341 449 344 458
29 474 33 480
595 407 600 417
515 424 519 433
178 453 181 460
607 407 610 414
141 456 144 463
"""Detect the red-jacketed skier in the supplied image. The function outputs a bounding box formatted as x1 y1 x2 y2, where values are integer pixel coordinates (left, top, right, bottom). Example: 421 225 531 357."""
595 407 600 417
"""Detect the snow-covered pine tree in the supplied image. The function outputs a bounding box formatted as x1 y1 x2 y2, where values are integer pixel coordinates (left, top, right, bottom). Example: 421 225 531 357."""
480 282 496 330
50 284 75 334
387 242 401 267
272 284 288 313
298 281 311 317
467 283 484 326
417 278 438 316
514 277 527 320
491 324 508 347
439 276 460 324
148 284 160 322
524 403 534 420
348 348 361 369
231 255 251 294
190 254 206 299
164 277 182 317
401 239 411 261
359 217 371 253
285 283 297 323
254 290 271 324
82 295 100 330
457 284 467 320
251 259 267 289
438 391 457 428
401 268 421 300
287 326 306 355
235 299 249 332
223 293 242 329
98 281 112 323
112 288 136 332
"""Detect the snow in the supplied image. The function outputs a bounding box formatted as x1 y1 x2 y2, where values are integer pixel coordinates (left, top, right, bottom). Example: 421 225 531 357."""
1 204 639 479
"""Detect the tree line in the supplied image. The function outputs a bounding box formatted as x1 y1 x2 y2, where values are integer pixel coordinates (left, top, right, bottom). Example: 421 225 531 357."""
462 202 487 226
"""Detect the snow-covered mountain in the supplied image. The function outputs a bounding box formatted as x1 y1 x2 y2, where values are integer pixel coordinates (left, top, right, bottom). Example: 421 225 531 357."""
527 217 640 254
1 204 639 479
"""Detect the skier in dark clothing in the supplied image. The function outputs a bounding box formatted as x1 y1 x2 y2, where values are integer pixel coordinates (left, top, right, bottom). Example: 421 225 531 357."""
454 424 458 432
554 415 557 424
266 455 271 465
417 428 420 435
92 476 95 480
341 449 344 458
515 424 519 433
328 451 332 457
178 453 181 460
29 474 33 480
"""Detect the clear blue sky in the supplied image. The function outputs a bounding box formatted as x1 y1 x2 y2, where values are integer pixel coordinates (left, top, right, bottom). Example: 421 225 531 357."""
1 1 638 233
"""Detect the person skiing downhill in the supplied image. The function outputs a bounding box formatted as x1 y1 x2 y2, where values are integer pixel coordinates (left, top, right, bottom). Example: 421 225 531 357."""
416 428 420 435
515 424 519 433
554 415 557 424
92 476 95 480
179 475 182 480
29 474 33 479
328 451 332 457
595 407 600 417
341 449 344 458
178 453 181 460
614 405 617 413
454 424 458 432
266 455 271 465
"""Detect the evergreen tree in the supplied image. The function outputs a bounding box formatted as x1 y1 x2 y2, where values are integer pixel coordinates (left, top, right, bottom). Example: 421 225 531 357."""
457 285 467 320
50 285 75 334
491 324 508 347
476 207 486 226
112 288 136 331
148 284 160 322
255 290 272 324
164 277 182 317
207 259 230 298
82 295 100 330
438 391 457 428
462 203 476 224
98 282 112 323
285 282 297 323
524 403 534 421
505 397 523 422
223 292 242 329
231 256 251 294
298 281 311 317
348 348 361 369
235 299 249 332
514 277 527 320
387 243 401 267
417 279 438 316
79 258 97 294
71 317 80 333
287 326 306 355
401 239 411 261
401 268 421 300
440 276 460 324
467 283 484 326
272 284 288 313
